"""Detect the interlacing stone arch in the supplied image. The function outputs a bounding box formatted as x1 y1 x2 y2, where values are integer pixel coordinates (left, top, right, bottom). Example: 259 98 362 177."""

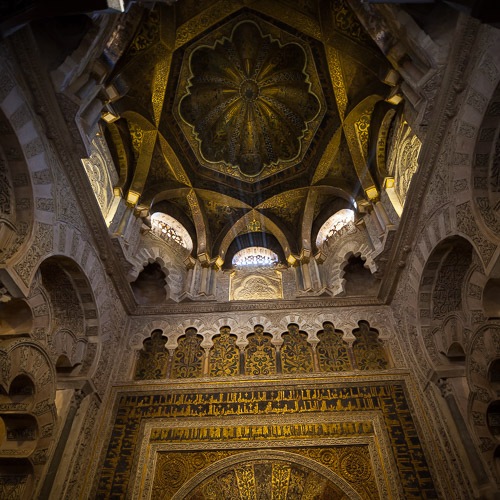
35 255 99 378
418 235 476 367
0 340 57 496
129 249 185 302
467 323 500 480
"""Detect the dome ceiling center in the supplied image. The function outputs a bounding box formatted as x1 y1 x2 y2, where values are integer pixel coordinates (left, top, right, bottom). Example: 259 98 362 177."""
175 19 325 179
240 79 259 101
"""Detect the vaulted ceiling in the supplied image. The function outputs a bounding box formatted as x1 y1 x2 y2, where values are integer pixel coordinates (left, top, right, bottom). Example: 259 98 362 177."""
103 0 394 260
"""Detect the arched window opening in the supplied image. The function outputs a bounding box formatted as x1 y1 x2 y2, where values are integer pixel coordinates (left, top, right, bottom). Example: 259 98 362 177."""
0 299 33 336
489 359 500 383
487 401 500 437
316 209 355 248
131 262 168 305
443 342 466 362
342 255 378 296
1 414 38 443
55 354 80 375
494 446 500 478
9 375 35 397
483 278 500 319
232 247 278 268
150 212 193 252
0 458 34 494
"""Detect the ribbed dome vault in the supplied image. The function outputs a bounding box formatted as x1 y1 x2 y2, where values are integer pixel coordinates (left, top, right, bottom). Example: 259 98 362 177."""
178 20 323 177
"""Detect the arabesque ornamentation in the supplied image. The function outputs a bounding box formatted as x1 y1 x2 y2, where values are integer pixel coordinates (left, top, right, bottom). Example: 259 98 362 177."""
179 20 322 177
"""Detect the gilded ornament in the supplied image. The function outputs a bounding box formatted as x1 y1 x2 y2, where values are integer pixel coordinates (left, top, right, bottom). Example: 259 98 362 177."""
339 449 371 482
177 19 324 178
352 321 388 370
331 0 372 45
129 8 160 57
171 327 204 378
326 46 348 120
253 0 322 40
209 326 240 377
317 322 352 372
230 269 283 300
244 325 276 375
281 324 314 374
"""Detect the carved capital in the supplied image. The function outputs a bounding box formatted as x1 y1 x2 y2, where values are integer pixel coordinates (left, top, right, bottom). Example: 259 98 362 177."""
437 378 453 399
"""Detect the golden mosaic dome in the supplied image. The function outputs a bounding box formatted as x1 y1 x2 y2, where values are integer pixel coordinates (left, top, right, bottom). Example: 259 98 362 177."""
179 21 321 176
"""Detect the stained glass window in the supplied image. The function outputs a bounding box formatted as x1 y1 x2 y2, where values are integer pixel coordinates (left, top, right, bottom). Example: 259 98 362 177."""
316 209 355 248
150 212 193 251
232 247 278 267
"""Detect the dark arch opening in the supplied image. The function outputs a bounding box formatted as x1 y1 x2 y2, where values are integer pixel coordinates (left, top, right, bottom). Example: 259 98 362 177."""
483 278 500 319
444 341 466 362
489 359 500 383
131 262 168 305
487 401 500 437
0 299 33 336
9 375 35 397
55 354 80 375
342 255 378 296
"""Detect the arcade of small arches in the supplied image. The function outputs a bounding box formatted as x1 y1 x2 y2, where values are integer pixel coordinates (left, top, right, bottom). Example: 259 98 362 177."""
134 321 389 381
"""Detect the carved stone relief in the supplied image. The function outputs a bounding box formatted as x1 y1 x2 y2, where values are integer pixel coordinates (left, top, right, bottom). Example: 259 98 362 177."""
81 135 118 221
386 116 422 208
230 268 284 301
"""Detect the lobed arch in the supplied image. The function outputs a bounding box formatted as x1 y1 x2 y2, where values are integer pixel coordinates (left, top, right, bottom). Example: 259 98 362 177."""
130 260 169 305
470 80 500 245
129 316 395 382
245 315 274 334
27 254 99 377
467 324 500 478
128 248 185 302
417 235 476 367
481 255 500 320
441 31 500 251
0 108 35 273
0 340 57 494
0 62 59 298
326 241 377 297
